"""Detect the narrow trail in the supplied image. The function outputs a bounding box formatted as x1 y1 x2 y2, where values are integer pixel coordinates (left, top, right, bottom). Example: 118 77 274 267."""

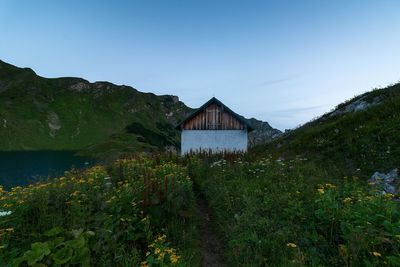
195 189 227 267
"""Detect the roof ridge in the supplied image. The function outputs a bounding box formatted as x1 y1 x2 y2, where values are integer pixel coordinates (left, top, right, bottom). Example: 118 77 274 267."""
175 97 254 132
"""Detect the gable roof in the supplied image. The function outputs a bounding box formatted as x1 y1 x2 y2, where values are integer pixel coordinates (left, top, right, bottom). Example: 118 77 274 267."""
176 97 254 132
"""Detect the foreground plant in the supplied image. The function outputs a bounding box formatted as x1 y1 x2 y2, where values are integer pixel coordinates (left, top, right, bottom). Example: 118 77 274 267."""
0 154 199 266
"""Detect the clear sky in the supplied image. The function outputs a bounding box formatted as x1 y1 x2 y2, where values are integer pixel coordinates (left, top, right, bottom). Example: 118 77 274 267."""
1 0 400 130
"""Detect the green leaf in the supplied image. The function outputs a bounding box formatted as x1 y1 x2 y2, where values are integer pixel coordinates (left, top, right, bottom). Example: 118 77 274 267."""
11 257 25 267
71 246 90 265
49 237 65 249
65 236 86 250
23 242 51 265
52 246 73 264
386 256 400 266
44 227 64 237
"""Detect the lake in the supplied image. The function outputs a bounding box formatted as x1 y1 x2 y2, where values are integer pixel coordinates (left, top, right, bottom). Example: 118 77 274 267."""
0 151 94 190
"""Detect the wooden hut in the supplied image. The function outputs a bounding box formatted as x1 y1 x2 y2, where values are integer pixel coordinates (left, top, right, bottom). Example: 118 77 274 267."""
176 97 253 154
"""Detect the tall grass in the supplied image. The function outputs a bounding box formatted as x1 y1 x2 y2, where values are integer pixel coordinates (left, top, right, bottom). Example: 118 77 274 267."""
0 154 200 266
189 154 400 266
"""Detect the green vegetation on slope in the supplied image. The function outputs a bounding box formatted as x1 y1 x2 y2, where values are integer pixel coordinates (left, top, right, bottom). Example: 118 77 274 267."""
0 155 200 266
186 84 400 266
0 60 191 157
189 154 399 266
2 61 399 266
254 83 400 178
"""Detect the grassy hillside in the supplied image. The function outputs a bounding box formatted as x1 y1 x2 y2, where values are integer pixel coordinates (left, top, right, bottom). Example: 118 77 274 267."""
253 82 400 178
1 83 400 266
0 60 281 158
0 60 191 156
188 83 400 266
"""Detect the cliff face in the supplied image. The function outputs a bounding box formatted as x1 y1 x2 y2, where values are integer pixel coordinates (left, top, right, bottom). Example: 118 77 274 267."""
247 118 282 147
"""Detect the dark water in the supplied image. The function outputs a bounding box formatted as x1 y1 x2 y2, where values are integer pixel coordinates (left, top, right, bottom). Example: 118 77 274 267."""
0 151 94 190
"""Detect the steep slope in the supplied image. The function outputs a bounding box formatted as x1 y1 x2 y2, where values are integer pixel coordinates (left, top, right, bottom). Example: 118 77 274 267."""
0 60 191 155
252 82 400 177
0 60 281 157
247 118 282 146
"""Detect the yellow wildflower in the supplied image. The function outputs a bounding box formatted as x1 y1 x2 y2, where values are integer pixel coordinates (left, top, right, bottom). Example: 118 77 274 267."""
343 197 352 204
140 261 149 267
384 193 394 199
156 234 166 242
5 228 14 232
317 188 325 194
325 183 336 189
157 251 166 260
170 253 180 264
165 248 174 254
70 191 80 197
372 251 381 257
286 243 297 248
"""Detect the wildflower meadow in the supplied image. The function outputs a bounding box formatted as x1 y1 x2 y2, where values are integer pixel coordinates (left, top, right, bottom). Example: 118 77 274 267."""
0 155 199 266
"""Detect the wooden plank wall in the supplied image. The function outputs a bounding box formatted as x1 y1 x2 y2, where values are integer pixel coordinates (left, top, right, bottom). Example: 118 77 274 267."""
182 104 245 130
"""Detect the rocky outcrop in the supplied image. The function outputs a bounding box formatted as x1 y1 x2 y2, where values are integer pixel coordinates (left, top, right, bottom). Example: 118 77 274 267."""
69 81 91 92
47 112 61 138
329 96 381 117
369 169 399 195
246 118 282 146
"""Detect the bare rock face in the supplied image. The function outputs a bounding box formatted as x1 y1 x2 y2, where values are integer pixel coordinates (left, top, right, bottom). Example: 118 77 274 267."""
171 95 179 103
69 81 90 92
329 96 381 117
247 118 282 146
47 112 61 138
0 81 8 93
369 169 399 195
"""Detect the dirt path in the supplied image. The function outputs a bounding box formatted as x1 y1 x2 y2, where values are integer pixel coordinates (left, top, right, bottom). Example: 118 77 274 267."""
195 191 227 267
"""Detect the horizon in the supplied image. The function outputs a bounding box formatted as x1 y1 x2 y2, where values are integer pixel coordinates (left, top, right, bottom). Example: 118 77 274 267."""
1 0 400 130
2 58 399 132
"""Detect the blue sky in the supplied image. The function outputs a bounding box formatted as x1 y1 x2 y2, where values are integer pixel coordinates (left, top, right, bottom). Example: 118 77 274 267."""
1 0 400 130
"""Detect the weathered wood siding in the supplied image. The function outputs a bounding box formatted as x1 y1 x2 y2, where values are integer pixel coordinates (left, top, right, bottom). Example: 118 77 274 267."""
182 104 245 130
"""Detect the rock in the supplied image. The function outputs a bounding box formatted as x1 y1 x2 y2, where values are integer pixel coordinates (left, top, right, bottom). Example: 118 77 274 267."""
329 96 381 117
247 118 282 146
0 81 9 93
369 168 398 195
171 95 179 103
69 81 90 92
47 112 61 138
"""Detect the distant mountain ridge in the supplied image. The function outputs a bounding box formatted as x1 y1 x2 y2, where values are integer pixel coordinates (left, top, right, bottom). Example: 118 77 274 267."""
0 60 280 157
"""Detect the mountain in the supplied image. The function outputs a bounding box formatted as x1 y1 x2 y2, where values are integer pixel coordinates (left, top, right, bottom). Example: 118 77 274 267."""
0 60 191 156
253 82 400 177
247 118 282 146
0 60 280 157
